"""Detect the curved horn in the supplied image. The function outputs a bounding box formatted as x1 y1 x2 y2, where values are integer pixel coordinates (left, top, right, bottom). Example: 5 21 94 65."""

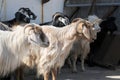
76 21 84 34
24 23 41 31
24 23 35 34
52 12 63 20
72 18 81 23
76 20 91 40
18 7 25 12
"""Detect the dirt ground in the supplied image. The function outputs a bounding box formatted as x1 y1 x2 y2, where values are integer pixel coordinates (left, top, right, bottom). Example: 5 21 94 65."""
24 62 120 80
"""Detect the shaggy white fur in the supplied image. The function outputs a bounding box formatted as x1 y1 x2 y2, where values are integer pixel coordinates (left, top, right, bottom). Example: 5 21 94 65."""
68 15 102 72
0 23 49 76
32 18 93 80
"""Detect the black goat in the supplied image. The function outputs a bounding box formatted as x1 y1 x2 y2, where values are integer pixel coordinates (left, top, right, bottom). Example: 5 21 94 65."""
0 7 37 30
40 12 70 27
87 17 118 66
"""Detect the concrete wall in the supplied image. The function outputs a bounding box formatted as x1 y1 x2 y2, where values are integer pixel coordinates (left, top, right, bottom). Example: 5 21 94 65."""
0 0 64 24
43 0 64 22
0 0 41 23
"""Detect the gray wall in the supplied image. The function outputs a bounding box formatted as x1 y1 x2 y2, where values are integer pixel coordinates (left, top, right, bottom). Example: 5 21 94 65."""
64 0 120 31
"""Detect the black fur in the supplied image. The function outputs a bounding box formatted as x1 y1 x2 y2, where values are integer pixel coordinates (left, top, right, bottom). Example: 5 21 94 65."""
1 7 37 28
87 17 118 66
40 12 70 27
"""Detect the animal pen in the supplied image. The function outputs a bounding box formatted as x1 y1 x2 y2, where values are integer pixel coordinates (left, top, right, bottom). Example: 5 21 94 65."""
0 0 120 80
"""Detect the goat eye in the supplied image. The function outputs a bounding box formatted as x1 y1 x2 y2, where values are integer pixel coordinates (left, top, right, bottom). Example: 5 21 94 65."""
58 17 62 21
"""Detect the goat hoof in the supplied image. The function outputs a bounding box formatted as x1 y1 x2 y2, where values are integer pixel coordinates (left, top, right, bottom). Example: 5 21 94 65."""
72 70 77 73
106 65 116 70
81 69 85 72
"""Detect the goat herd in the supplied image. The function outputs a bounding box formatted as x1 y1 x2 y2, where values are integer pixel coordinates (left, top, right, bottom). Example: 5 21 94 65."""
0 7 118 80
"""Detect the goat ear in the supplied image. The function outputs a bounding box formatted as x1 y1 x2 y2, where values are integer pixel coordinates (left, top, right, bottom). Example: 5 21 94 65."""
82 25 90 40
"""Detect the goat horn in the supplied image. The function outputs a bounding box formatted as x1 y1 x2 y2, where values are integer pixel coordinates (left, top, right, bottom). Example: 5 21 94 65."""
24 23 35 34
52 12 62 20
24 23 42 34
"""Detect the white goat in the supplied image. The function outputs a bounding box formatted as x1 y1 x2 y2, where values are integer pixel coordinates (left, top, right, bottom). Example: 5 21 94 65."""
68 15 102 72
24 18 93 80
0 23 49 77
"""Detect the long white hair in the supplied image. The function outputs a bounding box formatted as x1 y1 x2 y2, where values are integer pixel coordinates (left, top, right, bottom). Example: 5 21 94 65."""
0 23 49 76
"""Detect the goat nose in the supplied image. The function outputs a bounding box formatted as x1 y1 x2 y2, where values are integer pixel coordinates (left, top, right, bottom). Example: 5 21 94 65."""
46 41 50 46
34 15 37 19
47 41 50 45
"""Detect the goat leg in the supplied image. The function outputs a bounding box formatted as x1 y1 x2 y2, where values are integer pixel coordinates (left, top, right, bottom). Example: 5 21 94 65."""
51 68 57 80
43 72 50 80
67 58 72 68
71 54 78 73
15 66 24 80
81 56 85 71
81 44 90 71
